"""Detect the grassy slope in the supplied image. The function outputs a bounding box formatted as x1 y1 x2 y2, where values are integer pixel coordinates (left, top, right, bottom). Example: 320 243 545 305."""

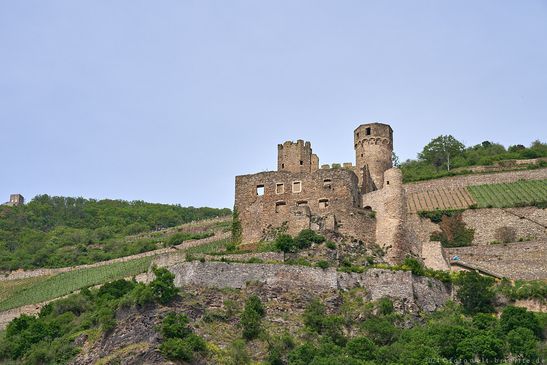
467 179 547 208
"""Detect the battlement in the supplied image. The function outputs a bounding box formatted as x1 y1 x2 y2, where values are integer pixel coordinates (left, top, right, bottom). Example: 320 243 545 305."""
277 139 319 173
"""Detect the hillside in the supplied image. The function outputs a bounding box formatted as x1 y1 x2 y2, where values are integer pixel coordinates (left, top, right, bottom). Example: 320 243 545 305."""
0 195 230 270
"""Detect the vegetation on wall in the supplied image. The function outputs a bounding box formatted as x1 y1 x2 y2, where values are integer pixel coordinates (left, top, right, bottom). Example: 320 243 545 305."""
0 195 230 270
430 213 475 248
401 138 547 182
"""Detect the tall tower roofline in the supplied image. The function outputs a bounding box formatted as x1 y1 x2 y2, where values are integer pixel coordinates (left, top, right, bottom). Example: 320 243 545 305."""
354 122 393 132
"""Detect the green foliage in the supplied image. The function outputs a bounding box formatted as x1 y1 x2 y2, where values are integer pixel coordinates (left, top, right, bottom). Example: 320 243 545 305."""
231 207 242 244
241 295 265 340
496 279 547 301
325 241 336 250
455 271 495 314
275 234 296 254
0 256 152 311
430 213 475 248
295 229 325 249
419 135 465 171
345 336 376 360
150 266 178 304
303 299 345 345
0 194 230 270
468 179 547 208
159 311 207 362
499 306 543 339
402 258 424 276
228 339 251 365
506 327 540 361
166 231 213 246
315 260 329 270
417 209 464 223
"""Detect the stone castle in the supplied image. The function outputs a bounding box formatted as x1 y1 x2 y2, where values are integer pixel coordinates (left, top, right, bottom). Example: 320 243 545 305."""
235 123 414 264
3 194 24 207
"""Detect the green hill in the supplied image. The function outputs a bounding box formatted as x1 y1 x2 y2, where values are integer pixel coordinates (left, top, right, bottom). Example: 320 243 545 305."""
0 195 230 270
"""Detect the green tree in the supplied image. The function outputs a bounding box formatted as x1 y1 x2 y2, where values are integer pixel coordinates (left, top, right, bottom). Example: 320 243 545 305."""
506 327 539 360
419 135 465 171
499 306 542 338
241 295 265 340
275 234 295 261
455 271 495 314
150 267 178 304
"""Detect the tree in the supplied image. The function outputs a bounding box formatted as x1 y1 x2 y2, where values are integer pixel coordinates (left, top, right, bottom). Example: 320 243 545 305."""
275 234 295 261
150 266 178 304
419 135 465 171
499 306 542 338
455 271 495 314
241 295 265 340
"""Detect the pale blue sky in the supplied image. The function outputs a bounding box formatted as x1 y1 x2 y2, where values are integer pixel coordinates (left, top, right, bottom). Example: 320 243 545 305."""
1 1 546 208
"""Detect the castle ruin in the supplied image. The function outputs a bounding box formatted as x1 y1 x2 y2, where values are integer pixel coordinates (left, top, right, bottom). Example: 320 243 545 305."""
3 194 24 207
234 123 413 264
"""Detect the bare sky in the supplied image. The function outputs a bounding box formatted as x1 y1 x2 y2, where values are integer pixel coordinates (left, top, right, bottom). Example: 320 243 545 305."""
1 1 546 208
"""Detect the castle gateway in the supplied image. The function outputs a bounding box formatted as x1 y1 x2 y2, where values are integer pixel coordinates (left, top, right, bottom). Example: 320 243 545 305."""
234 123 413 264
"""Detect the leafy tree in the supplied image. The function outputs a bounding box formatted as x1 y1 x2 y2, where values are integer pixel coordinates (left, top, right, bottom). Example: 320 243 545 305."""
455 271 495 314
150 266 178 304
275 234 296 260
430 214 474 248
456 334 504 363
499 306 542 338
506 327 540 360
241 295 265 340
419 135 465 171
295 229 325 249
346 336 376 360
160 313 192 339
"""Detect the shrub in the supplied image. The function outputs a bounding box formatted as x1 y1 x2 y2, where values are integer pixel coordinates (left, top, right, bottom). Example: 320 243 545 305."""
295 229 325 249
506 327 540 360
430 214 474 247
316 260 329 270
150 266 178 304
403 257 424 276
161 313 192 339
346 336 376 361
275 234 296 254
500 306 542 338
325 241 336 250
160 338 194 362
494 226 517 244
455 271 495 314
241 295 265 340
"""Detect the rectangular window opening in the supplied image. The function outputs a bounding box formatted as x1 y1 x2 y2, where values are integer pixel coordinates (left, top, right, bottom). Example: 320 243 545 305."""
256 185 264 196
300 160 303 165
292 181 302 193
319 199 329 209
297 200 308 206
275 201 287 213
366 127 371 135
276 183 285 194
323 179 332 189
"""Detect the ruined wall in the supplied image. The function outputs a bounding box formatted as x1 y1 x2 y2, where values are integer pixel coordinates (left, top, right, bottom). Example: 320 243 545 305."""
354 123 393 190
235 168 375 243
404 168 547 193
164 261 450 313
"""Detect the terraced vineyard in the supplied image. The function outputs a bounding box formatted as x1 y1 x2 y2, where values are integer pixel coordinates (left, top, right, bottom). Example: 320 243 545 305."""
0 256 153 311
407 187 476 213
468 179 547 208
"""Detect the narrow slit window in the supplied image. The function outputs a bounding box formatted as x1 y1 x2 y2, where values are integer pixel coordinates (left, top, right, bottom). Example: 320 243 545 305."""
366 127 371 135
300 160 303 165
256 185 264 196
297 200 308 206
276 183 284 194
292 181 302 193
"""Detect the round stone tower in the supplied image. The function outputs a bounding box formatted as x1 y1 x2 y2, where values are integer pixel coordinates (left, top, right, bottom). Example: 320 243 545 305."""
354 122 393 190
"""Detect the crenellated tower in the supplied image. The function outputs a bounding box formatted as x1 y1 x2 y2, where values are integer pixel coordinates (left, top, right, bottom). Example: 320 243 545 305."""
354 123 393 191
277 140 319 173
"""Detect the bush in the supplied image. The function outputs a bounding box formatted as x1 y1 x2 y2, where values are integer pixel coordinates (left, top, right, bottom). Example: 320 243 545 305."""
295 229 325 249
430 214 474 247
325 241 336 250
150 266 178 304
316 260 329 270
506 327 540 360
500 306 542 338
455 271 495 314
494 226 517 243
161 313 192 339
241 295 265 340
403 257 424 276
275 234 296 254
346 336 376 360
160 338 194 362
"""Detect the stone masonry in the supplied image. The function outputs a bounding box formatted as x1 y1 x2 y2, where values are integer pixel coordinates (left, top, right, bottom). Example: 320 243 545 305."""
234 122 413 264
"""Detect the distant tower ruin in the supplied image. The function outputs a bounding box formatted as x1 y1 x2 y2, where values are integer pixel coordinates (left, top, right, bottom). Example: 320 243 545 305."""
5 194 25 206
277 140 319 173
354 123 393 191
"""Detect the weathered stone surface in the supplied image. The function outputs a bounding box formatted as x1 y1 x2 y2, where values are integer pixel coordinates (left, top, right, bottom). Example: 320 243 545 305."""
163 262 450 313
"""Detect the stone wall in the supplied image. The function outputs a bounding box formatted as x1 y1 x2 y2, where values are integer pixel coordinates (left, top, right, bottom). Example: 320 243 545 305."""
354 123 393 189
162 261 451 313
235 168 375 243
445 241 546 280
408 208 546 246
403 168 547 193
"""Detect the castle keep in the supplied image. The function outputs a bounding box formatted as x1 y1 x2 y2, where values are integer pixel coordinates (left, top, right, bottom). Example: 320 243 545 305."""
235 123 412 263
